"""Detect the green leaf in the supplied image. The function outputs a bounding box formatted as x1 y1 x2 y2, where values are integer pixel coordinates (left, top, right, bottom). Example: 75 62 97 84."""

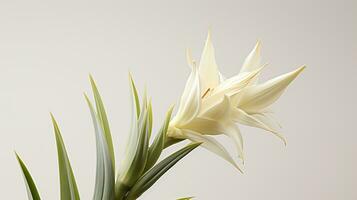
119 98 150 187
147 99 153 139
89 76 115 169
177 197 195 200
51 114 80 200
85 95 115 200
15 153 41 200
129 73 140 118
126 142 201 200
144 106 174 171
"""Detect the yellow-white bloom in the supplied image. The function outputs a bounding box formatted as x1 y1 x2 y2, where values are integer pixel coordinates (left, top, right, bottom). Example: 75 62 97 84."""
168 31 305 171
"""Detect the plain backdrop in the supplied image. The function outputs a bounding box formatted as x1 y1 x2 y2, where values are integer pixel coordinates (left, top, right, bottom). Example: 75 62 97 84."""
0 0 356 199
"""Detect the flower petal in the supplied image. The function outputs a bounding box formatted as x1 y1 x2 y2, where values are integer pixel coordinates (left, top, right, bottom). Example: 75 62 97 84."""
202 67 263 110
223 123 244 160
232 108 286 145
184 130 242 172
238 66 305 113
186 48 195 68
198 31 220 94
201 95 231 120
180 117 232 136
173 62 201 126
240 41 262 73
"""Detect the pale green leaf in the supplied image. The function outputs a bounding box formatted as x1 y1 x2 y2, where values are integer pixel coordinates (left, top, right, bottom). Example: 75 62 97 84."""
15 153 41 200
119 98 150 187
126 142 201 200
129 74 140 118
89 76 115 169
51 114 80 200
177 197 195 200
85 95 115 200
144 106 174 171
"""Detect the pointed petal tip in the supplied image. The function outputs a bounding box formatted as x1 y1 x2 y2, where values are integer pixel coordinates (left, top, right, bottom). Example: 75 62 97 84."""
205 29 212 45
234 163 244 174
255 40 262 51
186 48 196 68
297 65 306 73
207 27 212 37
277 134 287 146
286 65 306 81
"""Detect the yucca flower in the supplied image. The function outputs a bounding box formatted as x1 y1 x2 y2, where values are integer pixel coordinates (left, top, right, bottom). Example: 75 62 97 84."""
167 32 305 171
14 31 304 200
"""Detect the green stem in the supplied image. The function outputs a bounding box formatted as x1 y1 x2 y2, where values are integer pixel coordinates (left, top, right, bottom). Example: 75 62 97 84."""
116 137 185 200
115 182 131 200
164 137 185 149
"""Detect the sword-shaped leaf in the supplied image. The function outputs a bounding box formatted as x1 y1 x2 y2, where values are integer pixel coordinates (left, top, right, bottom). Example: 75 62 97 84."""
89 76 115 169
15 153 41 200
51 114 80 200
144 106 174 171
119 94 151 187
126 142 201 200
85 95 115 200
177 197 195 200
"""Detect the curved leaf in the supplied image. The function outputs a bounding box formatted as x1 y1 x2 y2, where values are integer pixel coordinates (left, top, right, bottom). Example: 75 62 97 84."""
177 197 195 200
126 142 201 200
89 76 115 169
51 114 80 200
15 153 41 200
85 95 115 200
144 106 174 171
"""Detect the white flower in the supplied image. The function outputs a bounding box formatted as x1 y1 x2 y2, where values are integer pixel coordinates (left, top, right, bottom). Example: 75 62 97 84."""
168 31 305 171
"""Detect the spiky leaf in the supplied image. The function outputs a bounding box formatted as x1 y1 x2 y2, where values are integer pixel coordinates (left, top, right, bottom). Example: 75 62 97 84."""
85 95 115 200
51 114 80 200
119 96 150 187
15 153 41 200
89 76 115 169
144 106 174 171
126 142 201 200
177 197 195 200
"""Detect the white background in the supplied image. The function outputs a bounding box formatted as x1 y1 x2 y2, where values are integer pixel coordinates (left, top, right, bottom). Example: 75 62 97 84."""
0 0 356 199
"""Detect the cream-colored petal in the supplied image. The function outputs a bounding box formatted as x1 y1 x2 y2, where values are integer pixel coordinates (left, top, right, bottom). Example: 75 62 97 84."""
181 117 227 135
183 100 245 160
223 123 244 160
240 41 261 73
186 48 195 68
173 62 201 126
201 95 231 120
199 31 220 94
214 65 265 96
240 41 262 73
184 130 242 172
252 112 282 129
202 66 263 111
238 66 305 113
232 108 286 145
219 72 226 82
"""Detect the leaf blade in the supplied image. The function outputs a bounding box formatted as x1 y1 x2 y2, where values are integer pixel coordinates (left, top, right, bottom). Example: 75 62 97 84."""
177 197 195 200
126 142 201 199
85 95 115 200
89 76 115 169
144 106 174 171
51 114 80 200
15 153 41 200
